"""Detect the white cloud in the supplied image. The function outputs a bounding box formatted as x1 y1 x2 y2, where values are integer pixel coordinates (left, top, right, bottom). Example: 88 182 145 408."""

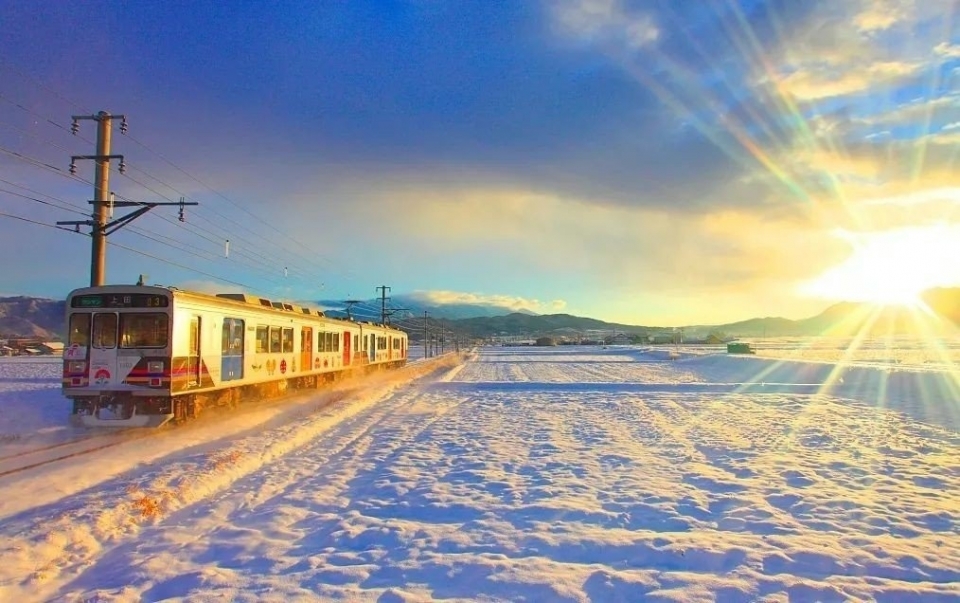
859 187 960 207
769 0 953 101
779 61 922 100
174 279 248 296
853 0 903 32
934 42 960 59
549 0 659 51
409 290 565 313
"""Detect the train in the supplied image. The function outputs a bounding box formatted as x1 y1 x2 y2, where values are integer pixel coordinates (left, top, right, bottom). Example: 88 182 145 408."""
62 284 408 427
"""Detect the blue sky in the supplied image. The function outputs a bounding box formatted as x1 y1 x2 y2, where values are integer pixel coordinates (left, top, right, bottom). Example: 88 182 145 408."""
2 0 959 325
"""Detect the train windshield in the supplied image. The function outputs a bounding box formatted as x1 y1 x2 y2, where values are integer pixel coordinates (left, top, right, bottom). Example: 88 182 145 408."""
120 313 169 348
69 313 90 346
92 313 118 349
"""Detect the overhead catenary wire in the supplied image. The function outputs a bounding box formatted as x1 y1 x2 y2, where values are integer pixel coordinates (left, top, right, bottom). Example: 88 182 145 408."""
0 180 295 290
0 72 397 301
0 209 257 290
1 96 335 287
0 142 306 286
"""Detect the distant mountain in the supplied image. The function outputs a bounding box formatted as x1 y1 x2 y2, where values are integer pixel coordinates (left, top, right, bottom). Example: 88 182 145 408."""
710 296 960 337
316 294 538 321
450 312 655 338
1 288 958 341
0 297 65 339
923 288 960 325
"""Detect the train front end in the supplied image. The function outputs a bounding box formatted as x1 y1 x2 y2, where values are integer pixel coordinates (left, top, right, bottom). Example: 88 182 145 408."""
63 286 176 427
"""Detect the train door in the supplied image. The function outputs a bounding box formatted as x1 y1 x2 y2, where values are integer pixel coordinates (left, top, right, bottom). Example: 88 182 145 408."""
221 318 244 381
187 316 201 387
89 312 119 386
301 327 312 373
343 332 351 366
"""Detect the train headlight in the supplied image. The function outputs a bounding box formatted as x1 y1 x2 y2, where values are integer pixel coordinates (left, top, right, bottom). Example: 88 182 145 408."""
147 361 165 374
68 361 86 373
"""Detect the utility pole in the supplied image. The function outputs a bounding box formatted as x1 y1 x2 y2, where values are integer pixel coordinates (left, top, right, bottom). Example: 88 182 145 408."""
343 300 362 321
376 285 390 325
440 324 445 354
423 311 428 359
382 306 409 326
88 112 113 286
59 111 196 286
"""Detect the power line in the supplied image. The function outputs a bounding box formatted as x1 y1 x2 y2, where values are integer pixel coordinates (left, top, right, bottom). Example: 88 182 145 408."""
0 76 397 300
0 209 82 233
0 58 88 112
0 91 341 293
0 182 88 216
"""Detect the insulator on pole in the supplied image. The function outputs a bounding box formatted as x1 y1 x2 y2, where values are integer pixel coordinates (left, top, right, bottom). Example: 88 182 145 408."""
224 239 230 258
108 192 115 218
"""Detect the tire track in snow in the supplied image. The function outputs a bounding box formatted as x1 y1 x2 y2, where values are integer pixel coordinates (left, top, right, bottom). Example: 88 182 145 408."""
4 359 465 602
46 371 478 600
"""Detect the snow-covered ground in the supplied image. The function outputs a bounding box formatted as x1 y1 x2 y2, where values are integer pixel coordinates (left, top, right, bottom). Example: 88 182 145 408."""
0 347 958 601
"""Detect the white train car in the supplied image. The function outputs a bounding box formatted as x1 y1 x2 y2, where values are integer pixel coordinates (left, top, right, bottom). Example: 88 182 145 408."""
62 285 407 427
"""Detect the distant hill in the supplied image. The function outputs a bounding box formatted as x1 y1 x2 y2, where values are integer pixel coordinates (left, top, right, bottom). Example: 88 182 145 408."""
317 293 539 321
711 295 960 337
0 297 65 339
1 288 958 340
450 312 655 338
923 288 960 325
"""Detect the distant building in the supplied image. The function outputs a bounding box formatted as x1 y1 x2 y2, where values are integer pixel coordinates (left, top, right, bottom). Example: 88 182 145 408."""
39 342 65 355
0 339 65 356
535 337 557 346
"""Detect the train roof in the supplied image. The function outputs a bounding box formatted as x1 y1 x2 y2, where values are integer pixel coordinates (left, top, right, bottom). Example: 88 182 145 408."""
66 284 406 333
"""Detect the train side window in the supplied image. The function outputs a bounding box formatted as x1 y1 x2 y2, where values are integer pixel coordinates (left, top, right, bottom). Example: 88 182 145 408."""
354 335 358 352
333 332 340 352
92 313 118 349
256 326 269 353
223 318 244 355
120 313 169 348
232 319 245 354
270 327 281 353
282 328 294 353
317 331 324 353
69 313 91 346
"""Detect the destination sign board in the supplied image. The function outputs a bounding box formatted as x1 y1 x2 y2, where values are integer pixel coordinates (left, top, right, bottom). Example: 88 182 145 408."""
71 294 169 309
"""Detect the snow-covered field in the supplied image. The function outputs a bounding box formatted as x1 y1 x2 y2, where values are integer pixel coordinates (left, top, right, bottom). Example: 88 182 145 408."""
0 347 958 602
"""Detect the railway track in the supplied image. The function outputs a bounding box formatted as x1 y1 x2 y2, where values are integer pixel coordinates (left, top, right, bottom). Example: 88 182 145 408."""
0 430 150 479
0 356 461 481
0 384 371 480
0 427 144 462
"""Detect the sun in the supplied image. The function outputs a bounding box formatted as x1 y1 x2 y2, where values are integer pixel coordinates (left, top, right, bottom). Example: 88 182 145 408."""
801 225 960 306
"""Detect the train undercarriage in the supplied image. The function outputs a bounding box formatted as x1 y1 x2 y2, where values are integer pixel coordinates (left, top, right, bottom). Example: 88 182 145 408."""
67 360 406 428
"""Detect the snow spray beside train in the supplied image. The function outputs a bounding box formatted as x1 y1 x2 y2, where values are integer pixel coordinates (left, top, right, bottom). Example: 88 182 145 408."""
62 285 408 427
